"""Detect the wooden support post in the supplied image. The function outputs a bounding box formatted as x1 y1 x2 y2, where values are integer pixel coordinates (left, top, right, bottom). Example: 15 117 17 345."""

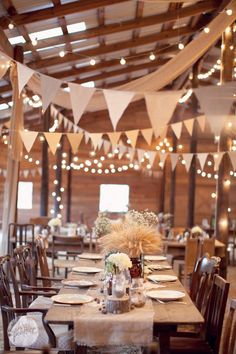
40 108 50 216
1 45 23 254
169 135 177 224
66 148 72 222
215 25 234 244
54 136 64 216
159 164 166 212
187 60 200 227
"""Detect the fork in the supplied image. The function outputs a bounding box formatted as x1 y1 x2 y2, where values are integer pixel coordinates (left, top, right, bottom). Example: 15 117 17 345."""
154 299 187 305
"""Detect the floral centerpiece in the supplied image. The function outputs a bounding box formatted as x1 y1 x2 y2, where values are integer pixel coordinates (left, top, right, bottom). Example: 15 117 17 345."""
126 209 158 227
99 211 162 277
94 212 111 238
191 225 204 238
105 252 132 274
48 217 62 235
48 217 62 227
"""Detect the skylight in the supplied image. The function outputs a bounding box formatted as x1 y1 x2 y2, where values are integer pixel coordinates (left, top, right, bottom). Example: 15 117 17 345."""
29 27 63 41
0 103 10 111
67 22 86 34
8 36 26 45
81 81 95 88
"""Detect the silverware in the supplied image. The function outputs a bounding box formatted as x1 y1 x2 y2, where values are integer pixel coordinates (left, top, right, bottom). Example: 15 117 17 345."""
154 299 187 305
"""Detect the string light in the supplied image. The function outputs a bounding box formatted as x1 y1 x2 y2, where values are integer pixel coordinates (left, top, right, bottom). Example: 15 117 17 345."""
8 22 14 30
31 38 38 46
49 118 59 132
197 59 221 80
155 139 173 153
149 53 155 61
179 89 193 103
89 58 96 66
178 42 184 50
204 27 210 34
59 50 65 58
226 8 233 16
120 57 126 65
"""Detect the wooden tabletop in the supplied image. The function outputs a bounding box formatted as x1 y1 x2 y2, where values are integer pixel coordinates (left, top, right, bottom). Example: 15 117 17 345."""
45 258 204 326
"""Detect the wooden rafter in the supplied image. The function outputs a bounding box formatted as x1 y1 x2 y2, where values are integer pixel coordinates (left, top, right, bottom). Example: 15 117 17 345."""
72 59 168 84
0 0 128 29
22 0 218 53
51 46 176 80
28 25 201 70
2 0 41 63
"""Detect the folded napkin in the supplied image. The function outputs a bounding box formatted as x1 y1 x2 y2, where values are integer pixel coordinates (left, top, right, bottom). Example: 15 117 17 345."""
74 300 154 347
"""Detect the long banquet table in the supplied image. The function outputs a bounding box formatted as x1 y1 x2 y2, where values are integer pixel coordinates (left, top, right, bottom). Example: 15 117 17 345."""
45 257 204 354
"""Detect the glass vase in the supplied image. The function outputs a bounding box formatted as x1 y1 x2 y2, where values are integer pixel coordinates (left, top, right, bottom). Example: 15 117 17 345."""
112 272 126 298
129 256 143 278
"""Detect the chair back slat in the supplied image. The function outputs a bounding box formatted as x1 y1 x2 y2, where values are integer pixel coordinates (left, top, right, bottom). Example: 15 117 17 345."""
35 236 51 287
200 237 215 257
205 274 230 354
221 299 236 354
190 254 220 303
8 223 35 254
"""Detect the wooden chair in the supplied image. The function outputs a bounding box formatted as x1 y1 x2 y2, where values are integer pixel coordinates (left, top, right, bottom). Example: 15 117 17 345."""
30 217 51 232
13 244 60 297
52 235 84 277
221 299 236 354
170 274 230 354
190 254 220 303
0 256 73 351
8 223 35 254
35 236 63 287
0 256 56 351
200 237 215 257
173 238 200 287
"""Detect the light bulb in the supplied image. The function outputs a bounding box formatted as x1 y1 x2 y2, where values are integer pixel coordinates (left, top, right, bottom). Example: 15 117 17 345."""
31 38 38 46
178 42 184 50
120 57 126 65
149 53 155 61
59 50 65 58
204 27 210 34
226 8 233 16
90 58 96 66
8 22 14 30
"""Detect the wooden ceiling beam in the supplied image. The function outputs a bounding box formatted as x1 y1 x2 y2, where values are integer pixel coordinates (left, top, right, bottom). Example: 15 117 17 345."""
0 0 128 29
2 0 41 62
23 0 218 52
51 46 176 80
73 59 168 84
28 25 199 70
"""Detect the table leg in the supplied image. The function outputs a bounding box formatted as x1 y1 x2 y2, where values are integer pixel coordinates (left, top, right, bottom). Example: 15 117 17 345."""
154 324 176 354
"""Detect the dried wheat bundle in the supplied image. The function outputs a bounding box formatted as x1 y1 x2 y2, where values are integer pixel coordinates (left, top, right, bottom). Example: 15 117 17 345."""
99 222 162 257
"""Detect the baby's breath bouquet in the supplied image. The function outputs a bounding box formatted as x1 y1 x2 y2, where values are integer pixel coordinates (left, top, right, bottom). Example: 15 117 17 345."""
126 209 158 228
94 212 111 237
48 217 62 228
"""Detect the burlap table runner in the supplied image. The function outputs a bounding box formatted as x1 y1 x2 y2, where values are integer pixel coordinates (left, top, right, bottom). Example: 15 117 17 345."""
74 299 154 347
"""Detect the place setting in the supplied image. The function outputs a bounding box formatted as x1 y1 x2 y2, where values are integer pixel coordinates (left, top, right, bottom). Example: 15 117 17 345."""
145 290 186 305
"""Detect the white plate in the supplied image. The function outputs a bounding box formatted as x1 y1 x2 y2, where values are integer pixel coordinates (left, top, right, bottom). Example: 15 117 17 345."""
61 279 95 287
144 255 167 261
148 264 172 270
146 290 185 301
51 293 94 305
72 266 103 274
147 274 177 282
79 253 103 260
